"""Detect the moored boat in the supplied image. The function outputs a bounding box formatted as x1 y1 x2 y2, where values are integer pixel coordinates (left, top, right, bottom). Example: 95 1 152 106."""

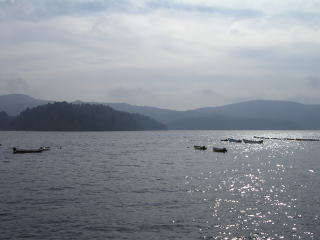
295 138 320 142
213 147 227 153
254 136 269 139
254 136 320 142
221 138 242 143
40 146 51 151
13 147 43 154
243 139 263 144
194 145 207 150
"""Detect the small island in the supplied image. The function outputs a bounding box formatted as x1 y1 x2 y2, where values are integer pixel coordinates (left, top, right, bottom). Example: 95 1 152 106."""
2 102 166 131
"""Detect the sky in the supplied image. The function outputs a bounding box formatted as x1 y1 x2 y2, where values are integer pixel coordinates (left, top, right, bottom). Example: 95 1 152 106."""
1 0 320 110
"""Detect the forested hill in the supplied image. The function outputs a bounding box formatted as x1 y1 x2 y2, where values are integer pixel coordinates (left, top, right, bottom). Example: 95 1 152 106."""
8 102 166 131
0 111 13 130
2 94 320 130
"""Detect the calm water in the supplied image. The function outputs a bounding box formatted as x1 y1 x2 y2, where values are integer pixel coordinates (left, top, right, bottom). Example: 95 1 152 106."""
0 131 319 240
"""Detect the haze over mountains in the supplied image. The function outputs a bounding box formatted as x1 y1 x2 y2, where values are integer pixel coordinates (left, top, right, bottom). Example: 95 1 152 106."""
0 94 50 116
1 94 320 130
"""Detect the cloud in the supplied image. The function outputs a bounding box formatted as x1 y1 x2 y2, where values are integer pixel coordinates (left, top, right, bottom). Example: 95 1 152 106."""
200 89 217 96
231 43 320 74
270 10 320 29
147 1 263 19
0 0 131 21
305 76 320 88
0 74 30 94
1 0 320 108
107 87 153 103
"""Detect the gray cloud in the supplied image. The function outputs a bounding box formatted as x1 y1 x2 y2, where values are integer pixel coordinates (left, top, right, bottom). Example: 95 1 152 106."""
147 1 263 19
200 89 217 96
107 87 153 103
0 75 30 94
232 43 320 74
0 0 132 21
305 76 320 88
1 0 320 108
272 11 320 28
0 0 264 22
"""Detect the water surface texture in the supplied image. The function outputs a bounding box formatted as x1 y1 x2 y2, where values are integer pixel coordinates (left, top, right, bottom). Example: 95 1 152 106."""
0 131 319 239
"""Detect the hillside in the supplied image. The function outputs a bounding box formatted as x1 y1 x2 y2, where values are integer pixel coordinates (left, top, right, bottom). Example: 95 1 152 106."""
8 102 166 131
187 100 320 129
107 100 320 129
0 94 50 116
168 115 300 130
0 111 12 130
102 103 182 124
2 94 320 130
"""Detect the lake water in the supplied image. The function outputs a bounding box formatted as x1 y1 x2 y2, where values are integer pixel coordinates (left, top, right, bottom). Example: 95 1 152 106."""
0 130 319 240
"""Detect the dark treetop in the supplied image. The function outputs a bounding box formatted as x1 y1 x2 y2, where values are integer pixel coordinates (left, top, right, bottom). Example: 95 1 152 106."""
0 111 12 130
7 102 166 131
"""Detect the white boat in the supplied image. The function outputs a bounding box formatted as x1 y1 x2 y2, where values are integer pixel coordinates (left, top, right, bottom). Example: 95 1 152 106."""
40 146 51 151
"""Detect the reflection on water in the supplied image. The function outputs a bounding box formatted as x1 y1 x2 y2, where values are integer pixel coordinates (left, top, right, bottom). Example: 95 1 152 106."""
0 131 319 239
186 131 319 239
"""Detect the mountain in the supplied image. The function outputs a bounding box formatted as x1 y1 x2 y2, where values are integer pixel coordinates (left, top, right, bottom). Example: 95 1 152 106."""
9 102 166 131
102 103 182 124
168 115 300 130
185 100 320 129
1 94 320 130
103 100 320 130
0 111 13 130
0 94 50 116
0 94 180 122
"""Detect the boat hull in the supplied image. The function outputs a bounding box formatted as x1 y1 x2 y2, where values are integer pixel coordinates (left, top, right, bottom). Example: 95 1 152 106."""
194 145 207 150
243 139 263 144
221 138 242 143
13 148 43 154
213 147 227 153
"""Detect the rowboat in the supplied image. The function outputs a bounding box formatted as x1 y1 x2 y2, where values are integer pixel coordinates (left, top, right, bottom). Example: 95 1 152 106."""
13 147 43 154
221 138 242 143
213 147 227 153
194 145 207 150
243 139 263 144
254 136 269 139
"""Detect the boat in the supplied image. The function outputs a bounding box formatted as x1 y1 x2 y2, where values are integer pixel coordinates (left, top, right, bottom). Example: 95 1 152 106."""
295 138 320 142
213 147 227 153
194 145 207 150
13 147 43 154
254 136 319 142
243 139 263 144
221 138 242 143
40 146 51 151
254 136 269 139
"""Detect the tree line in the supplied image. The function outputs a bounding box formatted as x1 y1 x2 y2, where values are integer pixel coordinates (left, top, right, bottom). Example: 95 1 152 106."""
0 102 166 131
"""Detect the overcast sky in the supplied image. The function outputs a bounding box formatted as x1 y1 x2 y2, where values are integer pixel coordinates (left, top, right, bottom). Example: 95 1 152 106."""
1 0 320 110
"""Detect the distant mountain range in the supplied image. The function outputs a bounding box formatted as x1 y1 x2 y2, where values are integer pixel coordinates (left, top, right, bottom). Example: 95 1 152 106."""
0 94 50 116
1 94 320 130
